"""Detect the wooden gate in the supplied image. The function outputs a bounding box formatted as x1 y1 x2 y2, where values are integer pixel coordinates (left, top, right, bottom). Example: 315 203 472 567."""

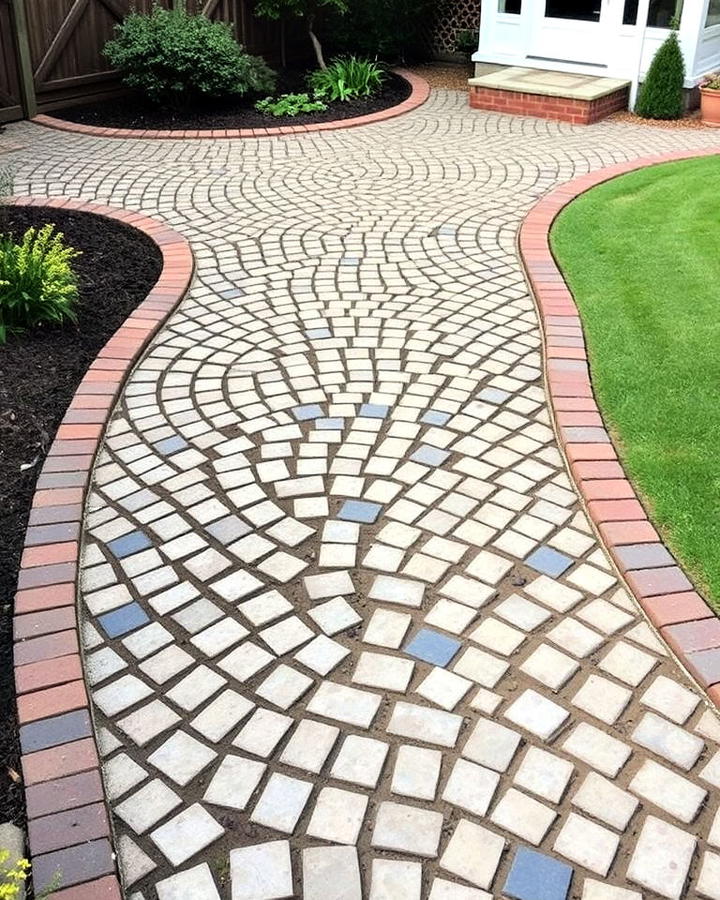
0 0 25 122
0 0 287 121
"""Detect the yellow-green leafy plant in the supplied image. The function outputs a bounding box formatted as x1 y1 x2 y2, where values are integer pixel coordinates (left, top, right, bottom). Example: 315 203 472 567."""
0 850 29 899
0 224 81 343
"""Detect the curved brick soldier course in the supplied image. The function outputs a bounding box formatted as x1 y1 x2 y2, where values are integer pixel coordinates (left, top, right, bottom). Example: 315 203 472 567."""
31 71 430 141
5 98 720 899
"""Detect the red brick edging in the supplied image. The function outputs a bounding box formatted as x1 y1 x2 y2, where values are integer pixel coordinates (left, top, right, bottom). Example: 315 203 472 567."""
31 70 429 140
10 197 193 898
519 148 720 708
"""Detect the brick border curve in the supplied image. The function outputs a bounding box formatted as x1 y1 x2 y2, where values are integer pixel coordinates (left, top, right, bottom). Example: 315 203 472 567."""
31 70 429 141
10 197 193 899
519 148 720 710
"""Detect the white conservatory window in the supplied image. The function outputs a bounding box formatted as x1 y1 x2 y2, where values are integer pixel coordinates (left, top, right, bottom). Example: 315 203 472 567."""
623 0 683 27
707 0 720 28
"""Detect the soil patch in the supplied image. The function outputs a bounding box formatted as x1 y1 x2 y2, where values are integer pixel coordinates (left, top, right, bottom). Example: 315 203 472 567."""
52 71 412 131
0 205 162 826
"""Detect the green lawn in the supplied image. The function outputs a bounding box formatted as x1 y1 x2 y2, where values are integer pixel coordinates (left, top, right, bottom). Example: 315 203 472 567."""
551 156 720 611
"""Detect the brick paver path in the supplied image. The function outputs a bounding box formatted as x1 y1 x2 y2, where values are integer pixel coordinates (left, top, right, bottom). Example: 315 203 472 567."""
7 97 720 899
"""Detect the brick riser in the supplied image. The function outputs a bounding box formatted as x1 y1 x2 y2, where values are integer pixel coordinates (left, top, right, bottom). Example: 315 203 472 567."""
470 85 629 125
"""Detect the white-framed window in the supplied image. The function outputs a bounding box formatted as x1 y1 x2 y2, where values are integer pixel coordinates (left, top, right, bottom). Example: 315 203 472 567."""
623 0 683 27
707 0 720 28
499 0 522 13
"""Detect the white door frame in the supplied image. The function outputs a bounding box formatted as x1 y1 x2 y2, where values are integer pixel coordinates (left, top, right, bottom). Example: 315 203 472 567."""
527 0 614 67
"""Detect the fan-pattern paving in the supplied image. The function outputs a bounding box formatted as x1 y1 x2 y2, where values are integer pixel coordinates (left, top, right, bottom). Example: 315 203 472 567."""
6 92 720 900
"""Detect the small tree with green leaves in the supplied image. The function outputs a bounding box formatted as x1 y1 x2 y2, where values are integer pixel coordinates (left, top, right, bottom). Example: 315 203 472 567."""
255 0 347 69
635 30 686 120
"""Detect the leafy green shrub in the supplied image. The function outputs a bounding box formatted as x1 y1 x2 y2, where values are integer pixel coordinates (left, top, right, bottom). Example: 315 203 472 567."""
255 0 348 69
455 29 477 55
635 30 686 120
0 224 80 343
104 3 276 105
255 93 327 116
322 0 444 63
309 56 384 101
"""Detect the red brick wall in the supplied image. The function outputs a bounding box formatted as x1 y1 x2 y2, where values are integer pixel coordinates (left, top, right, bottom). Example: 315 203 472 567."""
469 85 629 125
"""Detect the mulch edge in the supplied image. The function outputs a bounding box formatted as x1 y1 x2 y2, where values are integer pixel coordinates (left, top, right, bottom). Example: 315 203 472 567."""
9 197 193 898
519 147 720 710
30 69 429 141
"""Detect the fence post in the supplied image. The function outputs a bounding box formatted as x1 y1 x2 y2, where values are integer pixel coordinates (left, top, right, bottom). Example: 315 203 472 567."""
10 0 36 118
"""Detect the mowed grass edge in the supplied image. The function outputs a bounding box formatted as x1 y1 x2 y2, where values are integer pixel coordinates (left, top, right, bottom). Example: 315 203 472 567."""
551 156 720 612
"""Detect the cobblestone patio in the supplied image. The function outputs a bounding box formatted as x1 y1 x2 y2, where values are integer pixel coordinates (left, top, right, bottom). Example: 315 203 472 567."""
7 94 720 899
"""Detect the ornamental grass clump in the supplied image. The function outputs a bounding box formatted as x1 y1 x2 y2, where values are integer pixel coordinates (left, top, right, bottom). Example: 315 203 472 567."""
104 2 276 106
0 223 81 343
635 30 686 120
309 56 385 101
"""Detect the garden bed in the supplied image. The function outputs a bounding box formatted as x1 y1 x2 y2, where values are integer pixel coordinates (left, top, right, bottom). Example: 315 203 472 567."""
0 206 163 827
51 71 412 131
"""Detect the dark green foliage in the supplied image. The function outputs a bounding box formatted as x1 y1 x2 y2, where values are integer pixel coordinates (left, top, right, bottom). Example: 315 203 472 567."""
104 3 276 105
635 31 686 120
455 29 477 55
255 0 348 68
255 92 327 115
0 225 80 343
323 0 446 63
309 57 385 101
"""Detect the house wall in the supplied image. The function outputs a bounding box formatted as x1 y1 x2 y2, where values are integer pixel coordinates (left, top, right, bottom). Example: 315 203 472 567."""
474 0 720 86
432 0 481 57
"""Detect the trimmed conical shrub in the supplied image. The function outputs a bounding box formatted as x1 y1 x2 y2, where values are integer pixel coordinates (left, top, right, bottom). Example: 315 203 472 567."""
635 31 686 120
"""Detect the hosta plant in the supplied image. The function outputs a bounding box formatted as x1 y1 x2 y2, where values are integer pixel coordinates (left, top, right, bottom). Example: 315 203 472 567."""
0 224 81 343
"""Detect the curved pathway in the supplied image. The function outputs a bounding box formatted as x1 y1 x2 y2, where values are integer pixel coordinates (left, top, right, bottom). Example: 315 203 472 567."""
6 95 720 899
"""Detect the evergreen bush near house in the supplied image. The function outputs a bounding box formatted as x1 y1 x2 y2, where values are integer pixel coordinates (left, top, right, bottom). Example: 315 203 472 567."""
0 224 80 343
635 30 686 120
104 2 276 106
309 57 385 101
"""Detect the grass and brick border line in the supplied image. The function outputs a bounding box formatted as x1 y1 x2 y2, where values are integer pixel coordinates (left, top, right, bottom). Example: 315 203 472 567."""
31 70 430 141
10 197 193 899
519 148 720 710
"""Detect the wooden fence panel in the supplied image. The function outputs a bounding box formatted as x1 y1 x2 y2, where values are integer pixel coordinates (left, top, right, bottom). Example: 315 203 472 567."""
0 0 24 122
15 0 290 115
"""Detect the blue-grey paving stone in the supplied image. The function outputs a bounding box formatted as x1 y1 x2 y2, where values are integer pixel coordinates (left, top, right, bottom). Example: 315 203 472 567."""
107 531 152 559
20 709 92 754
526 546 573 578
98 602 150 639
340 256 360 266
306 328 332 339
293 404 324 421
404 629 461 667
359 404 389 419
317 418 344 430
504 846 573 900
338 500 383 524
421 410 451 426
220 288 244 299
614 542 675 570
438 225 457 235
410 445 450 467
478 387 510 404
154 435 188 455
206 515 252 545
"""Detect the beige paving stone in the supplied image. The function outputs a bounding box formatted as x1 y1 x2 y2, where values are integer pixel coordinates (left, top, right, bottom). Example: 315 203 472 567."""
439 818 505 889
372 801 444 858
490 787 556 845
626 815 696 899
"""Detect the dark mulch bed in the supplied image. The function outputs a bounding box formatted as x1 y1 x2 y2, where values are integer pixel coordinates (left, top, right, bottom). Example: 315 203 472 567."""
53 70 412 130
0 206 162 827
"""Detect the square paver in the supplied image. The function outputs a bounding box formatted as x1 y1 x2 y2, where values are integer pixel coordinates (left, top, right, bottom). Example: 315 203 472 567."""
442 757 499 817
279 719 339 774
490 787 556 845
150 803 224 866
571 771 639 830
503 846 572 900
330 734 389 788
626 815 696 899
391 745 442 801
439 818 505 889
371 801 443 858
203 755 267 811
250 773 313 834
553 811 619 876
514 747 574 803
229 840 293 900
306 786 368 844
